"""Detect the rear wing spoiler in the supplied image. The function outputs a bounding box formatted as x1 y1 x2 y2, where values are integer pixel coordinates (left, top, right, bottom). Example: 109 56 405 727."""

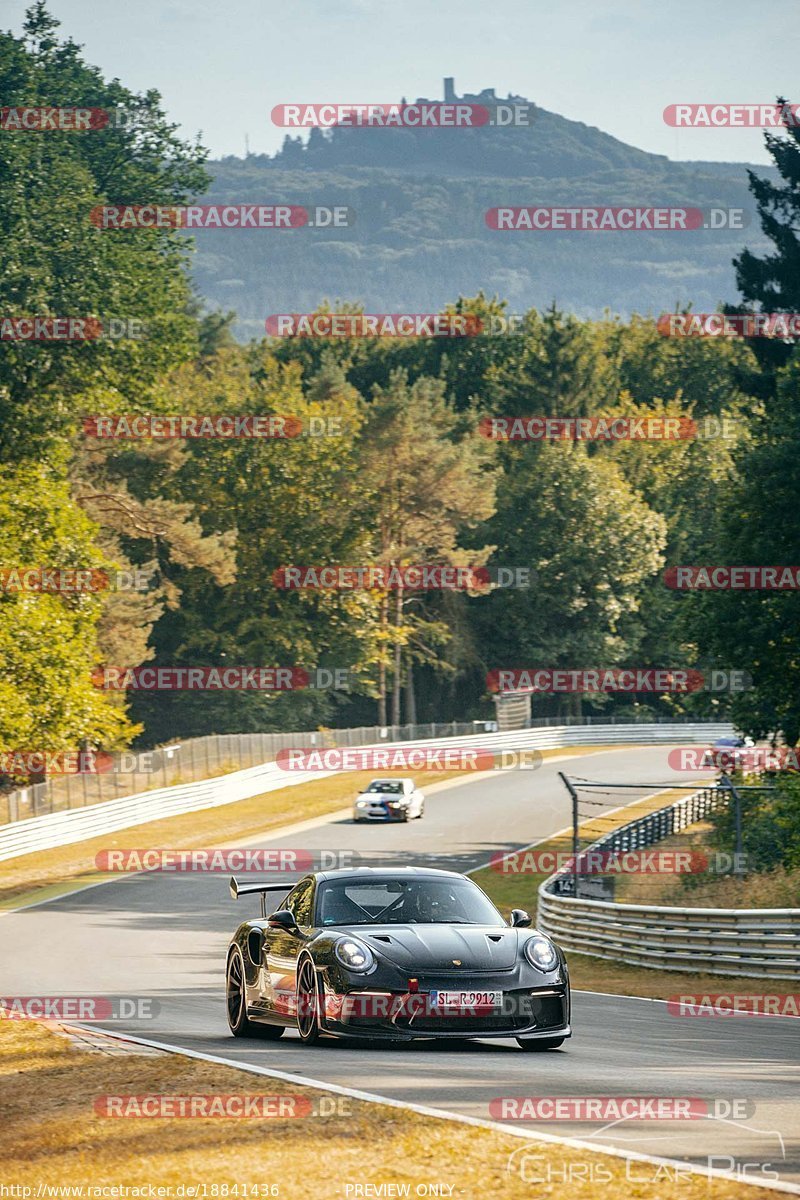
229 875 292 917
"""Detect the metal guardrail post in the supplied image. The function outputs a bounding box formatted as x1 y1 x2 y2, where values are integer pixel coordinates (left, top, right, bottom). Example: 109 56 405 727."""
718 774 744 875
558 771 581 897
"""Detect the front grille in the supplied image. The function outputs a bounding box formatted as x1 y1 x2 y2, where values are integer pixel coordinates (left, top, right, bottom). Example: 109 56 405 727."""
407 1010 529 1034
336 988 566 1034
402 990 565 1034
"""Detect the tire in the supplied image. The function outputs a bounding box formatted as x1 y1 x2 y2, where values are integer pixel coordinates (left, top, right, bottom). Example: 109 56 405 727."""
227 947 286 1040
401 809 410 822
227 947 257 1037
516 1036 565 1051
296 956 323 1045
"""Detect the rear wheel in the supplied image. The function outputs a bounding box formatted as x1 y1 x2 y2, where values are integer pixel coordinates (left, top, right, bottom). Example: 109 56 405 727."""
296 956 323 1044
516 1036 565 1051
227 948 256 1037
227 948 286 1039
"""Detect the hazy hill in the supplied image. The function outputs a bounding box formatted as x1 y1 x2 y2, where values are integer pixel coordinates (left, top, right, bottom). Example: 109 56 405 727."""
187 85 771 337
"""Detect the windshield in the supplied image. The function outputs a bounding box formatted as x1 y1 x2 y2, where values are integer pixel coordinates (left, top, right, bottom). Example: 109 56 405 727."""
316 877 504 926
364 780 404 794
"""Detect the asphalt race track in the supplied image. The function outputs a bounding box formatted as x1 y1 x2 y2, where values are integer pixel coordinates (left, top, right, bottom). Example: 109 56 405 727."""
2 746 798 1188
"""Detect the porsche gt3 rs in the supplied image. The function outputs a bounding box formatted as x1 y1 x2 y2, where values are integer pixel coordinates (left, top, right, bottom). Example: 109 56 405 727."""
225 866 571 1049
352 778 425 822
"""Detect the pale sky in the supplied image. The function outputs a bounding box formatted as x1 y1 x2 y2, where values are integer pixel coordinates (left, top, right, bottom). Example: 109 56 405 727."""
1 0 795 164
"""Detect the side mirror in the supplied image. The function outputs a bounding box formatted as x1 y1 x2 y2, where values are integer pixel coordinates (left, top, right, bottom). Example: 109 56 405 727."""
511 908 532 928
268 909 299 933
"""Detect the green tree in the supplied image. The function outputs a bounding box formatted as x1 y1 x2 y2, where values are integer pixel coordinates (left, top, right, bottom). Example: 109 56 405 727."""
359 371 497 724
475 444 666 718
0 463 135 754
0 3 208 462
687 357 800 742
730 97 800 399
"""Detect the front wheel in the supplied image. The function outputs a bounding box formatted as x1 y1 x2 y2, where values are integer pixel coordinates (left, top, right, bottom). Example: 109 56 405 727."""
296 956 323 1044
517 1036 565 1051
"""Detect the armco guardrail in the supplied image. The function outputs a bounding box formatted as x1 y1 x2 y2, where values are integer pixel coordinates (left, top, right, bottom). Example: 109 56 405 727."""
537 786 800 981
0 721 731 863
0 713 726 825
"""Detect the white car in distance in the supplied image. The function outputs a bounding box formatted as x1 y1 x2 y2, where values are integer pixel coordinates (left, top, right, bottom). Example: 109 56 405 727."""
353 778 425 823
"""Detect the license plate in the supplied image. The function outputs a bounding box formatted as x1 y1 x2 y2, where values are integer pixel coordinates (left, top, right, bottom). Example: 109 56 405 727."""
430 990 502 1008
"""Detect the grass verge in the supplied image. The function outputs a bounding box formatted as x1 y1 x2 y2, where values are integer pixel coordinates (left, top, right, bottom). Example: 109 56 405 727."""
0 1017 780 1200
611 821 800 909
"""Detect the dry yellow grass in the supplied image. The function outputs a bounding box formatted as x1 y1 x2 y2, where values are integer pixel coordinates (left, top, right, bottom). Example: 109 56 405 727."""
0 1017 780 1200
611 820 800 909
0 744 626 907
564 951 800 999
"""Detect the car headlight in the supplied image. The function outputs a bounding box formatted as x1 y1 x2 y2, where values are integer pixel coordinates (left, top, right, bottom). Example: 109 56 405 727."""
388 800 405 808
523 935 559 972
356 800 368 807
334 937 376 973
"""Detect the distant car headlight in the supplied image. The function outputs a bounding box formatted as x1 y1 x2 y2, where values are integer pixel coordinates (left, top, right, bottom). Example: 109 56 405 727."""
523 935 558 972
388 800 405 808
334 937 376 973
356 800 368 807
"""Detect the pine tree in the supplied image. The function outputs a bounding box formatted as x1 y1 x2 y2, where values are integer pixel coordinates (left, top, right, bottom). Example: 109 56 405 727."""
730 98 800 398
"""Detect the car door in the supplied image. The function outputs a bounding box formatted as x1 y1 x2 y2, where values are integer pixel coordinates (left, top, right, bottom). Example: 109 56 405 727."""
262 876 315 1020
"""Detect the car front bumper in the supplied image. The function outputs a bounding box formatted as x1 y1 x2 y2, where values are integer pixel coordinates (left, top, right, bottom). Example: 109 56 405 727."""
353 805 409 821
320 982 571 1041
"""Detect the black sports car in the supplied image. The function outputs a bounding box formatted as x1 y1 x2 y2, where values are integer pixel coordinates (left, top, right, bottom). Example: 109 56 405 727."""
225 866 571 1049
